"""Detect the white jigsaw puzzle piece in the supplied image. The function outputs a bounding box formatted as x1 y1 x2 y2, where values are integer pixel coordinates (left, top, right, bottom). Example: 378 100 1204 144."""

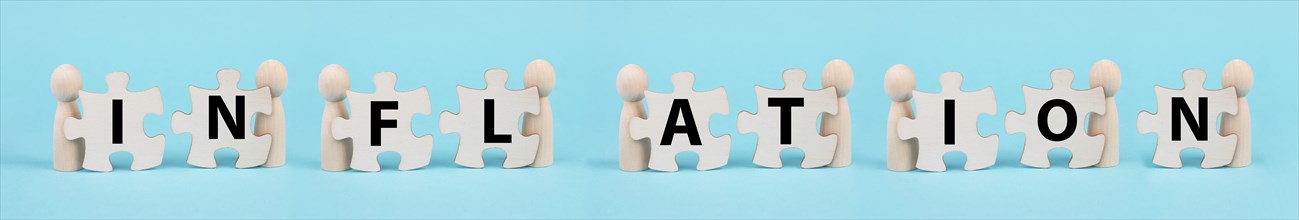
1005 69 1106 168
629 72 731 172
898 72 999 172
172 69 273 169
439 68 540 169
331 72 433 172
1137 69 1238 168
64 72 166 172
737 69 838 168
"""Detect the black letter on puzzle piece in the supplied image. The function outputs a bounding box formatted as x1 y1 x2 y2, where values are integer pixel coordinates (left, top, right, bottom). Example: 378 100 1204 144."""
484 99 511 143
1037 99 1078 142
944 99 955 145
1171 97 1208 141
209 95 246 139
371 101 398 146
113 99 123 144
768 97 804 145
663 99 702 145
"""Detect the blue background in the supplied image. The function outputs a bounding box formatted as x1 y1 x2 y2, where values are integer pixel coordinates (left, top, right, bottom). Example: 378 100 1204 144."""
2 1 1296 219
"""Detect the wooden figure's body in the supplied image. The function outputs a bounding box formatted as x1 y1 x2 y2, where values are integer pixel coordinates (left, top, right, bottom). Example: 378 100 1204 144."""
255 59 289 168
1089 97 1120 167
822 59 854 167
1088 59 1122 167
524 97 552 167
1137 69 1238 168
617 64 650 172
1222 59 1253 167
737 69 838 169
51 64 84 171
821 99 851 167
884 64 917 171
620 101 649 171
629 72 731 172
1224 97 1251 167
257 98 285 166
440 68 540 169
172 69 273 169
898 72 999 172
523 59 556 168
319 64 352 171
321 101 351 171
53 100 83 171
64 72 167 172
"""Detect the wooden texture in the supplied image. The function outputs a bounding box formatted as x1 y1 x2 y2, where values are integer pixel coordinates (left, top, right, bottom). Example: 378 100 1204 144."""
441 69 540 169
256 59 289 168
822 59 854 167
64 72 166 172
617 64 650 171
51 64 84 171
1137 69 1237 168
737 69 838 168
629 72 731 172
172 69 272 168
332 72 433 172
898 72 999 172
1006 69 1105 168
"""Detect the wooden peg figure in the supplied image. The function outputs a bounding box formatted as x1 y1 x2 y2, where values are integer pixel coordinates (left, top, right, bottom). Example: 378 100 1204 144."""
822 59 854 167
524 59 556 168
1222 59 1253 167
51 64 84 171
256 59 289 167
318 64 352 171
1088 59 1122 167
617 64 650 171
884 64 918 171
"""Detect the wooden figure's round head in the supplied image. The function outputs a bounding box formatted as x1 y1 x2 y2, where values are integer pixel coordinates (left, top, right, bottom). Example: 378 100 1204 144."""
318 64 350 102
1088 59 1122 97
51 64 83 102
821 59 854 98
883 64 916 102
256 59 289 97
616 64 648 102
1221 59 1253 97
524 59 556 97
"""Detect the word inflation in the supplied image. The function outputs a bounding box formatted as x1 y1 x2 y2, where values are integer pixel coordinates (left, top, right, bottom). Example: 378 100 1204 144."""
50 59 1254 172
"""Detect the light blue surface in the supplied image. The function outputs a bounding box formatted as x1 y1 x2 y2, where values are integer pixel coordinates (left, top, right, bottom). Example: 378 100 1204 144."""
2 1 1297 219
